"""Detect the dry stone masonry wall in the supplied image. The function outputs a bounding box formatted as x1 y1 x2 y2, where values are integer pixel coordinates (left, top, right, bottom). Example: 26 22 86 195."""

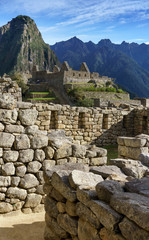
44 164 149 240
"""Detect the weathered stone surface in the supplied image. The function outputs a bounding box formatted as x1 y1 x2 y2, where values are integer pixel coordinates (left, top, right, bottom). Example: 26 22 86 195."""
139 153 149 167
57 213 78 235
78 218 100 240
96 147 107 157
43 160 56 171
86 150 97 158
57 158 68 165
44 146 54 159
3 150 19 162
36 185 44 195
17 101 32 109
117 137 125 146
96 180 124 203
54 145 72 160
69 170 103 190
90 165 126 179
36 171 44 184
30 134 48 149
32 204 44 213
77 187 98 207
0 202 13 213
110 192 149 231
20 174 39 189
118 145 148 160
18 109 38 125
99 227 125 240
5 124 24 133
0 109 18 124
72 144 87 158
0 132 15 148
57 202 66 213
27 161 42 173
44 196 59 219
76 202 100 228
51 188 65 202
25 125 39 135
44 163 89 179
13 201 24 211
125 177 149 197
2 162 15 176
16 165 26 177
66 200 77 216
45 213 68 238
124 137 147 147
89 200 122 231
7 187 27 200
51 170 77 202
0 192 5 200
0 176 11 187
14 134 30 150
34 149 45 162
0 148 3 157
22 208 32 214
19 149 34 163
24 193 42 208
110 158 148 178
90 157 107 166
44 226 60 240
11 176 20 187
48 130 73 149
119 217 149 240
0 122 4 132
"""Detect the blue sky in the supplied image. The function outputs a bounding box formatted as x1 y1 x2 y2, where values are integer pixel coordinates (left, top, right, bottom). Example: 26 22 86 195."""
1 0 149 45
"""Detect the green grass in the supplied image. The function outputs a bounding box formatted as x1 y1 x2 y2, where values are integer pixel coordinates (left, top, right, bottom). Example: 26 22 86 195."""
30 92 49 94
103 145 118 164
27 97 56 100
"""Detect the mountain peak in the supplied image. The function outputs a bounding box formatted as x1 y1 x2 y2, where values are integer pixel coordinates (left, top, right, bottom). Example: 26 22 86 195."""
98 39 112 47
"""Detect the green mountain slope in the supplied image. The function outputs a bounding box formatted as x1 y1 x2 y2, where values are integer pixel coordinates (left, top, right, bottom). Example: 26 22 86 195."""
0 15 60 75
51 37 149 97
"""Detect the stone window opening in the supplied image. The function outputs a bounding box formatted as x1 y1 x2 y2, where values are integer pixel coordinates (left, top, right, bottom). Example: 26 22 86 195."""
50 111 58 129
102 114 108 129
142 116 148 131
73 73 75 76
78 112 85 129
123 115 127 129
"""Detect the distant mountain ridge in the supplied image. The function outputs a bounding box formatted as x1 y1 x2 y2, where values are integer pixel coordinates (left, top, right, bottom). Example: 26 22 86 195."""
0 15 60 76
51 37 149 97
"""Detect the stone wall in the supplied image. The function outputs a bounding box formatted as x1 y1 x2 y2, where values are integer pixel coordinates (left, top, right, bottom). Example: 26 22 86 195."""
0 102 107 214
0 76 22 102
44 164 149 240
117 135 149 160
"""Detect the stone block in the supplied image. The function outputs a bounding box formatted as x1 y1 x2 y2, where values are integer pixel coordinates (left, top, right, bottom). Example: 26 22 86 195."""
14 134 30 150
90 165 126 179
51 170 77 202
124 137 147 147
19 174 39 189
90 157 107 166
76 202 100 228
76 187 98 207
89 200 123 231
7 187 27 200
0 132 15 148
24 193 42 208
44 196 59 219
34 149 45 162
19 149 34 163
44 146 54 159
18 109 38 125
110 192 149 231
66 200 77 217
119 217 149 240
0 109 18 124
5 124 24 133
96 180 124 203
99 227 125 240
72 144 87 158
3 150 19 162
0 176 11 187
54 145 72 160
27 161 42 173
16 165 26 177
30 134 48 149
57 213 78 236
2 162 15 176
78 218 100 240
69 170 103 190
0 202 13 213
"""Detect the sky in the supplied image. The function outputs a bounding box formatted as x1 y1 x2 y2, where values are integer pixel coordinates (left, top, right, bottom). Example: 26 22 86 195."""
1 0 149 45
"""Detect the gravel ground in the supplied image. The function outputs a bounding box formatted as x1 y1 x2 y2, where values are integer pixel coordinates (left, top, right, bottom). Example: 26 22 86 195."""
0 211 45 240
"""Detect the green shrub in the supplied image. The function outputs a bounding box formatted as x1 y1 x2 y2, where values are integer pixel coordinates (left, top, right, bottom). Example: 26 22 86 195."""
78 98 94 107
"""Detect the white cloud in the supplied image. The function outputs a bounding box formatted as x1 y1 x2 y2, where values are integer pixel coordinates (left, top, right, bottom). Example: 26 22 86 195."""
2 0 149 28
